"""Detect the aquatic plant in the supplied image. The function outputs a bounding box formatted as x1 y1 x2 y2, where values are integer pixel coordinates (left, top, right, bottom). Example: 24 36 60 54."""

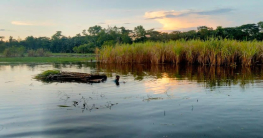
34 70 60 80
98 39 263 66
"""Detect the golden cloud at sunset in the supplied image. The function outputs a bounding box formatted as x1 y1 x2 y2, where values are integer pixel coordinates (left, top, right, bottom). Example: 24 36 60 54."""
145 8 233 31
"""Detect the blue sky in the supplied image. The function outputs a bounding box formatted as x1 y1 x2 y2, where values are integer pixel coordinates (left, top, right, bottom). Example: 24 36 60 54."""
0 0 263 40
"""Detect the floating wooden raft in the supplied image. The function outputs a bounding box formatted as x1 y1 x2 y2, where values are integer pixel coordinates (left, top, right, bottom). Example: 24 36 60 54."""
46 71 107 83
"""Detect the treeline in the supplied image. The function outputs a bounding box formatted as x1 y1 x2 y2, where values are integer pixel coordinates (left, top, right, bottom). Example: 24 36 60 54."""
0 21 263 54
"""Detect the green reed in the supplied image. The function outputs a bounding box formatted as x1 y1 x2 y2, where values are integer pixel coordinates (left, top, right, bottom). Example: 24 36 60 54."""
97 39 263 66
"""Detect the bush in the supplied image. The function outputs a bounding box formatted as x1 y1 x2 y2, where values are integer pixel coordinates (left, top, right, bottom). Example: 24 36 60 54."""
3 46 25 57
28 49 36 57
0 44 6 53
27 48 51 57
73 43 95 53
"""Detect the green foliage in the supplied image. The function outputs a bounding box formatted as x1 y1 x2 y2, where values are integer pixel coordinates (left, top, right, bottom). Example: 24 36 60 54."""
103 40 115 46
73 43 95 53
0 43 6 53
34 70 60 80
1 21 263 54
28 48 51 57
3 46 25 57
88 25 102 35
134 25 146 38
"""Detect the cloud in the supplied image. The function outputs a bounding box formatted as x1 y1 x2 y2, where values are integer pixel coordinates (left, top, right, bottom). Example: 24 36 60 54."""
11 21 55 26
0 29 12 31
124 23 130 24
145 8 233 31
98 22 106 24
196 8 233 15
164 8 233 18
146 8 233 19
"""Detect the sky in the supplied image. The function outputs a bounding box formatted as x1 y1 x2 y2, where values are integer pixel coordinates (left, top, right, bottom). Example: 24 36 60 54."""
0 0 263 40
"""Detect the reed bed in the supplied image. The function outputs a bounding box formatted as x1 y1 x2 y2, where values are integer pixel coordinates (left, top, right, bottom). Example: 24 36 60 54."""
97 39 263 66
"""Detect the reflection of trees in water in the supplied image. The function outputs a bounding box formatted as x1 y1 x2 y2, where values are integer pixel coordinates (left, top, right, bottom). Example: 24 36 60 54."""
52 62 97 69
0 62 97 70
96 63 263 88
1 63 262 88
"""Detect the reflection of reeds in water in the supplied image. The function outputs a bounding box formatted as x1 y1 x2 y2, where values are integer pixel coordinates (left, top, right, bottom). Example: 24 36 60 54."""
96 63 263 88
97 39 263 66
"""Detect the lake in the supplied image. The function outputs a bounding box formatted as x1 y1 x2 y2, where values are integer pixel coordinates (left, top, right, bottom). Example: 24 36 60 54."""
1 63 263 138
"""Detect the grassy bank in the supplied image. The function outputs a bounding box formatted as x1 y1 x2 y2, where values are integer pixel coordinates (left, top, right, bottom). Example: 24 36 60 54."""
97 39 263 66
0 57 95 63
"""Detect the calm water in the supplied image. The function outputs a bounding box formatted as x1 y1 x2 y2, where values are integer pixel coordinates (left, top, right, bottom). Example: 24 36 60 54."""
1 63 263 138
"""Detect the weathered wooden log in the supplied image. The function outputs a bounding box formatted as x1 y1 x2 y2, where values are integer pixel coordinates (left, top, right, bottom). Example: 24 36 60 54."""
44 71 107 83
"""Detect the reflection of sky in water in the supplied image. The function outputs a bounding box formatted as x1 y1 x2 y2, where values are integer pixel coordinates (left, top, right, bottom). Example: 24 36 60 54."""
144 73 199 94
1 63 263 138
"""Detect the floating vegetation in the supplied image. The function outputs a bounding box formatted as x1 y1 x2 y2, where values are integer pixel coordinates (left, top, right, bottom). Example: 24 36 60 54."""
143 95 164 101
97 39 263 66
58 105 71 107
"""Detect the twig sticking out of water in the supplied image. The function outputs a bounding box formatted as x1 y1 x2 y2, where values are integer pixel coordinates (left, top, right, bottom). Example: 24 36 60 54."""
143 95 163 102
73 101 79 107
164 87 171 98
58 91 70 101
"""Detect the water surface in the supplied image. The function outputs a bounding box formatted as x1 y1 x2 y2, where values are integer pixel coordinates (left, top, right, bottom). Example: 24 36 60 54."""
1 63 263 138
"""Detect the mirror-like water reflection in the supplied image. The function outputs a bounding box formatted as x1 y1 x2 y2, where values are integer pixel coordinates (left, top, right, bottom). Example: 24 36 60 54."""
0 63 263 138
97 63 263 89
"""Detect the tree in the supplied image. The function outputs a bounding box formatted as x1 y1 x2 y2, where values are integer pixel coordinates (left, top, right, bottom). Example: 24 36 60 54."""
51 31 64 52
25 36 36 49
52 31 63 40
0 22 262 54
197 26 214 39
169 31 182 40
0 36 4 42
88 25 102 35
9 36 13 46
134 25 146 38
119 27 132 34
239 24 259 40
258 21 263 32
215 26 224 38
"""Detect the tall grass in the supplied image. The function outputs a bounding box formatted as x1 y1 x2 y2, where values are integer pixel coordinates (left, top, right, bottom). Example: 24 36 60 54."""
97 39 263 66
28 48 51 57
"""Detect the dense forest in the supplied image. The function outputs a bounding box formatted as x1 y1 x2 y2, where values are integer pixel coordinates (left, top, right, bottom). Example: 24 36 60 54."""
0 21 263 54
